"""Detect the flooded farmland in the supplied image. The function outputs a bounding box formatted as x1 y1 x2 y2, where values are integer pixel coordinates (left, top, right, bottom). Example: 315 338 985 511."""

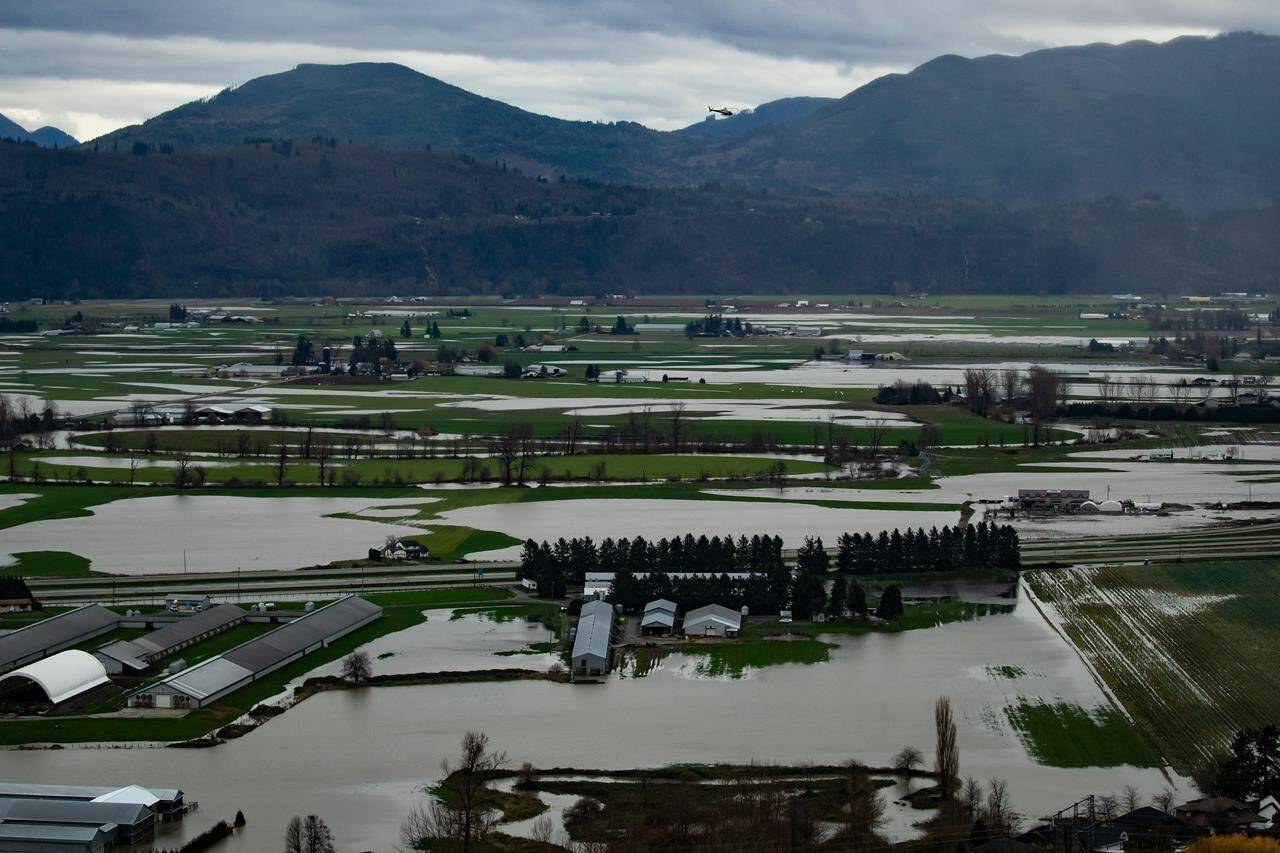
0 494 431 573
2 599 1181 852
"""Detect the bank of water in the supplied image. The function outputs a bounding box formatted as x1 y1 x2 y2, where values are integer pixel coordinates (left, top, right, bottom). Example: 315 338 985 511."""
4 598 1179 852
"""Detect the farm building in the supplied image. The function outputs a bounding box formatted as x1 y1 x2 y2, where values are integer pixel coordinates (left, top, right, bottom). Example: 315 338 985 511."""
94 604 246 674
0 605 119 675
640 599 677 636
0 797 156 846
571 599 614 680
127 596 382 709
523 364 567 377
0 783 184 822
0 650 111 708
1016 489 1090 511
683 604 742 638
0 822 114 853
164 593 210 612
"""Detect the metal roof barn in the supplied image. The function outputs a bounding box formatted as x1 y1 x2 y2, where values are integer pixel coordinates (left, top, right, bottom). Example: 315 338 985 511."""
571 599 613 678
0 650 110 705
0 822 112 853
0 605 119 675
127 596 381 709
95 605 245 673
683 604 742 638
0 797 155 845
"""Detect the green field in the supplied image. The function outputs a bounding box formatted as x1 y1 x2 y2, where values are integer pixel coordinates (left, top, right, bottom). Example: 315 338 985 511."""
1027 560 1280 774
1004 700 1160 768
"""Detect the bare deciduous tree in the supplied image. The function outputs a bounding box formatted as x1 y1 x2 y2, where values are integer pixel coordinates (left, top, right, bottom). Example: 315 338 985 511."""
845 771 886 842
985 777 1017 834
401 731 508 853
1000 368 1023 404
961 776 983 815
341 651 372 685
301 815 334 853
1121 785 1142 813
284 815 303 853
893 745 924 773
935 695 960 800
286 814 333 853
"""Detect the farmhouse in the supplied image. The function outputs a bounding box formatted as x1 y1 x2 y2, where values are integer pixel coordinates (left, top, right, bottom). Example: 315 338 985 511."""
683 604 742 638
127 596 382 709
640 599 677 636
381 538 429 561
571 599 614 680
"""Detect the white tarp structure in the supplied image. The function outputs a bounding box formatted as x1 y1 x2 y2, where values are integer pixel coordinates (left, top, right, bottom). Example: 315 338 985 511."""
0 649 110 704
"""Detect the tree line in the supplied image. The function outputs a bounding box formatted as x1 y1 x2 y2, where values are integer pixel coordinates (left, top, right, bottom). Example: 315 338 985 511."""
519 522 1020 606
7 141 1279 301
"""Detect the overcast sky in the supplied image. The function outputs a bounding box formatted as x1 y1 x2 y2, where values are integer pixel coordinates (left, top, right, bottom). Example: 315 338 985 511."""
1 1 1275 141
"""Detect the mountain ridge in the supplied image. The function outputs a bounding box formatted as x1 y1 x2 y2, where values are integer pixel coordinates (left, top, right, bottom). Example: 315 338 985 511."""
89 31 1280 212
0 112 77 148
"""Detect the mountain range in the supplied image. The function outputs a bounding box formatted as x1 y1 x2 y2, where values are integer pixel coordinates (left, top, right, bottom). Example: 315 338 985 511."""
5 30 1280 299
0 112 77 148
92 31 1280 213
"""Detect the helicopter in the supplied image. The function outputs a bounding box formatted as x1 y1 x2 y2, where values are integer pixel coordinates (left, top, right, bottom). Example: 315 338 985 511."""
707 106 734 117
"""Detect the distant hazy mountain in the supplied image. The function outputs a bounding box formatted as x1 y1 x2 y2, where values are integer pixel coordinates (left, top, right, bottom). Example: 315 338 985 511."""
0 112 77 148
684 31 1280 212
93 62 670 181
90 32 1280 212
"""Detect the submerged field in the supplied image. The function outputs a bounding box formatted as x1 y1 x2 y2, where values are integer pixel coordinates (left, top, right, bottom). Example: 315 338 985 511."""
1026 560 1280 775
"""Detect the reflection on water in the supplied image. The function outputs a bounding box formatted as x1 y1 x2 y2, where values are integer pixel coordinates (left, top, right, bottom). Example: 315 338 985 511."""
3 597 1181 852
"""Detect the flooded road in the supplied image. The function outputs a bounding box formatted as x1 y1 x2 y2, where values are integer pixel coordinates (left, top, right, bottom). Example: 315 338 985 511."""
4 601 1180 852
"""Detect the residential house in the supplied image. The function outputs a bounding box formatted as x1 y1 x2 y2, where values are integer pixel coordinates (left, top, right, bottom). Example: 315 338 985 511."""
1176 797 1263 833
381 539 428 561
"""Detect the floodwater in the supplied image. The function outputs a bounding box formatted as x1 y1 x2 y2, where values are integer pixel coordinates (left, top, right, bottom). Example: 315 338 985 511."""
2 597 1180 852
37 455 250 470
439 395 914 427
437 498 962 560
0 495 431 574
708 455 1280 508
306 608 560 677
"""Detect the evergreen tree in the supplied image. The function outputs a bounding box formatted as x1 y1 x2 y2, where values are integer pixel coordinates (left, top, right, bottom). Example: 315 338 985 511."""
876 585 904 620
826 574 848 619
848 579 868 615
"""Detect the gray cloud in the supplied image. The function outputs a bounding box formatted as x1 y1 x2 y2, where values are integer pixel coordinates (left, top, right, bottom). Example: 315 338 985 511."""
0 1 1273 139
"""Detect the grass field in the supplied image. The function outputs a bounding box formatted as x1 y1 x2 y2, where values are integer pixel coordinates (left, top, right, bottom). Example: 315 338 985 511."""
1004 700 1160 768
1027 560 1280 774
